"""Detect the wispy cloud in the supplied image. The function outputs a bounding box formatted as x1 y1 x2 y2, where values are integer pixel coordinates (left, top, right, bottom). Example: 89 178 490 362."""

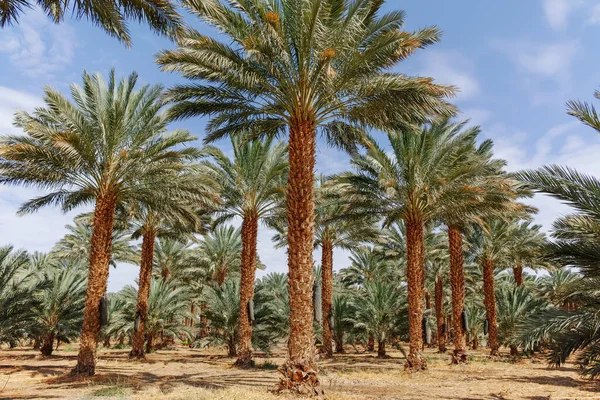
0 87 42 135
493 39 581 105
542 0 585 30
419 50 480 103
0 10 75 78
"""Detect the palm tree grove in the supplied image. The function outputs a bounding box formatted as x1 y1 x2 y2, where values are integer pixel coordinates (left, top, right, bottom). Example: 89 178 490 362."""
1 0 600 399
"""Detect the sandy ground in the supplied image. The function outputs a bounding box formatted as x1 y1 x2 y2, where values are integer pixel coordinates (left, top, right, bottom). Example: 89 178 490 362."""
0 345 598 400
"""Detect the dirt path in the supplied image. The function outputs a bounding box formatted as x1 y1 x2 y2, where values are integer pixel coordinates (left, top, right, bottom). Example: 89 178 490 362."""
0 347 597 399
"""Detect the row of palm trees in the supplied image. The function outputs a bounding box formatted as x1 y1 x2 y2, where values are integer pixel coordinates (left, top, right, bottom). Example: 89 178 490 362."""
3 0 600 392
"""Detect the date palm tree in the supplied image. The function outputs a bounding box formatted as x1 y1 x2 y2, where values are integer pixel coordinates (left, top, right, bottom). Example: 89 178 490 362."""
157 0 455 390
52 218 139 268
128 178 218 360
203 137 287 366
0 70 200 376
0 0 181 45
337 121 497 370
34 265 87 356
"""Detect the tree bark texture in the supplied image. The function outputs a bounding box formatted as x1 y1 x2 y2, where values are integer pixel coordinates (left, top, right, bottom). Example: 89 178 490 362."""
405 218 427 371
130 228 156 359
434 274 446 353
482 258 499 356
236 211 259 367
277 117 322 395
71 193 116 376
448 226 467 362
321 239 334 359
513 264 523 287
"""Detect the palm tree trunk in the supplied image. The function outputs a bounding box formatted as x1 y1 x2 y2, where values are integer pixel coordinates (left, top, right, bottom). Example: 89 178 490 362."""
278 117 321 394
513 264 523 287
321 238 334 359
377 339 386 358
130 227 156 360
236 211 259 367
40 332 55 356
405 218 426 371
435 274 446 353
482 258 499 356
71 193 116 376
448 226 467 362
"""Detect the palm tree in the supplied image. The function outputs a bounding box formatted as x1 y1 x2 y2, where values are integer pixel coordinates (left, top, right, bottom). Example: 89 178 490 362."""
506 222 547 287
157 0 455 389
0 246 38 347
121 279 192 352
314 179 379 358
203 137 287 366
433 129 524 361
200 279 241 357
0 70 200 376
0 0 181 45
195 225 243 286
128 172 218 360
337 121 495 370
52 218 139 268
347 280 404 357
33 266 87 356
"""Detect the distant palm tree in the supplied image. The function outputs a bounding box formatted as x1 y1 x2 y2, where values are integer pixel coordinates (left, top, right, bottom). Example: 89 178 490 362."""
33 266 87 356
347 280 404 357
121 279 192 353
128 178 217 360
0 246 38 347
203 137 287 366
195 225 244 286
52 218 139 268
158 0 455 389
0 0 181 45
0 70 200 376
338 121 496 370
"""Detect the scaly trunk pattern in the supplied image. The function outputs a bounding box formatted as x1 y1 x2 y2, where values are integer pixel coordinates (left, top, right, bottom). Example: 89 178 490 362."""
321 238 334 359
236 211 259 367
405 218 426 371
377 340 386 358
448 226 467 362
40 332 55 356
130 227 156 359
434 274 446 353
71 193 116 376
513 264 523 287
482 258 499 356
277 117 322 394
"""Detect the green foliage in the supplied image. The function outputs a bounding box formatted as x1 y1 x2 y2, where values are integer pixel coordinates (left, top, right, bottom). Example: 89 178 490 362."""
0 0 182 45
0 246 38 346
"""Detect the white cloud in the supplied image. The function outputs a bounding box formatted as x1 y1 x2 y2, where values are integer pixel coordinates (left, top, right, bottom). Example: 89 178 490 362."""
493 39 580 105
0 86 42 135
0 10 75 77
487 120 600 232
587 3 600 24
543 0 584 30
420 51 480 102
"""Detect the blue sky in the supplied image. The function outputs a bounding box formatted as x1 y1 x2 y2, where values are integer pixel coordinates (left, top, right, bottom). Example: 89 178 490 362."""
1 0 600 291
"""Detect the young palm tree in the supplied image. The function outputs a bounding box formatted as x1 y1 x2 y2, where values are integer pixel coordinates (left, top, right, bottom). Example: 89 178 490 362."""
0 246 38 347
347 280 404 357
121 279 192 352
203 137 287 366
0 0 181 45
0 70 200 376
194 225 244 286
337 121 493 370
34 266 87 356
157 0 455 389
